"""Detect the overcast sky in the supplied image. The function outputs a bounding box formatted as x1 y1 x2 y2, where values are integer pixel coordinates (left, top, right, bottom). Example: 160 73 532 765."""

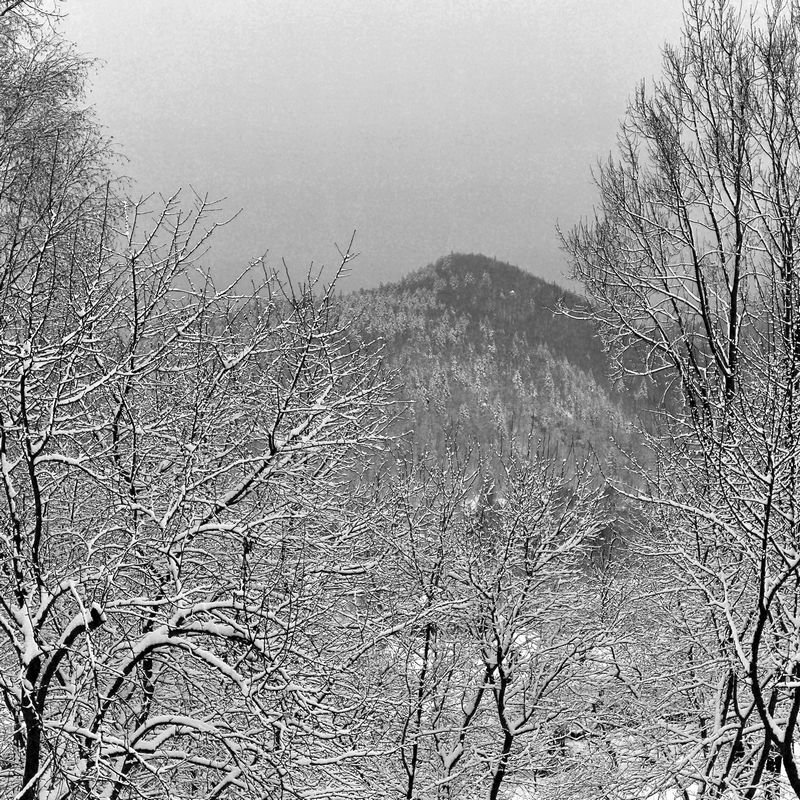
62 1 684 290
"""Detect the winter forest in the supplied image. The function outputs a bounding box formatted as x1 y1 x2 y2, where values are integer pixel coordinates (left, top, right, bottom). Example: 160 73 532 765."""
4 0 800 798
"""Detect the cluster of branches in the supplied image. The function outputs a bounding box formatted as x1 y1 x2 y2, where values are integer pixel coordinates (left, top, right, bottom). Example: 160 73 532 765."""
377 448 616 800
0 10 407 797
0 6 624 800
564 0 800 797
27 0 800 797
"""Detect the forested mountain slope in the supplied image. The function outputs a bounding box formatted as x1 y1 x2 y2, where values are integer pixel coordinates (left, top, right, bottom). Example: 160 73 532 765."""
345 253 637 465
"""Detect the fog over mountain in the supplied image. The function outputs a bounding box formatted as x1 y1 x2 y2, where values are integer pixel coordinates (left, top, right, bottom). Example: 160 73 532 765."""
62 1 683 289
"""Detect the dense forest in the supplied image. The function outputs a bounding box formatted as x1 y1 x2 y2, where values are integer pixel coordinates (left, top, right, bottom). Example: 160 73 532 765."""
4 1 800 799
344 253 637 463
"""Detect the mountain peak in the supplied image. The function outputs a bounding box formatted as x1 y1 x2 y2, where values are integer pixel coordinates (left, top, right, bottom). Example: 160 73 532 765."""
399 253 572 301
355 253 602 379
344 252 627 459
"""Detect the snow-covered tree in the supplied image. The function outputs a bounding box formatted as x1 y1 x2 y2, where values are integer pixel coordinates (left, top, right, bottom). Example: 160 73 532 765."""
381 447 611 800
564 0 800 795
0 11 398 799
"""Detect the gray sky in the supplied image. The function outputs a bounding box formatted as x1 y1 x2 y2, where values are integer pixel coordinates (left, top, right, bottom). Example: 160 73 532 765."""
62 1 684 290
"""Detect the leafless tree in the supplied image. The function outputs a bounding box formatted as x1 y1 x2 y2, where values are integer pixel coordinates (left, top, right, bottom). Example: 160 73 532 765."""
0 12 400 799
380 447 610 800
563 0 800 796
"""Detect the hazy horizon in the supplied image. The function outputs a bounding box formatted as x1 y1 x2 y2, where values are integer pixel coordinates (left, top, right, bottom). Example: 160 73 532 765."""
63 1 684 291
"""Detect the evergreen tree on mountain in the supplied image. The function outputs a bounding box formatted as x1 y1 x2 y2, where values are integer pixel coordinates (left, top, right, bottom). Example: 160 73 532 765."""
345 253 636 465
